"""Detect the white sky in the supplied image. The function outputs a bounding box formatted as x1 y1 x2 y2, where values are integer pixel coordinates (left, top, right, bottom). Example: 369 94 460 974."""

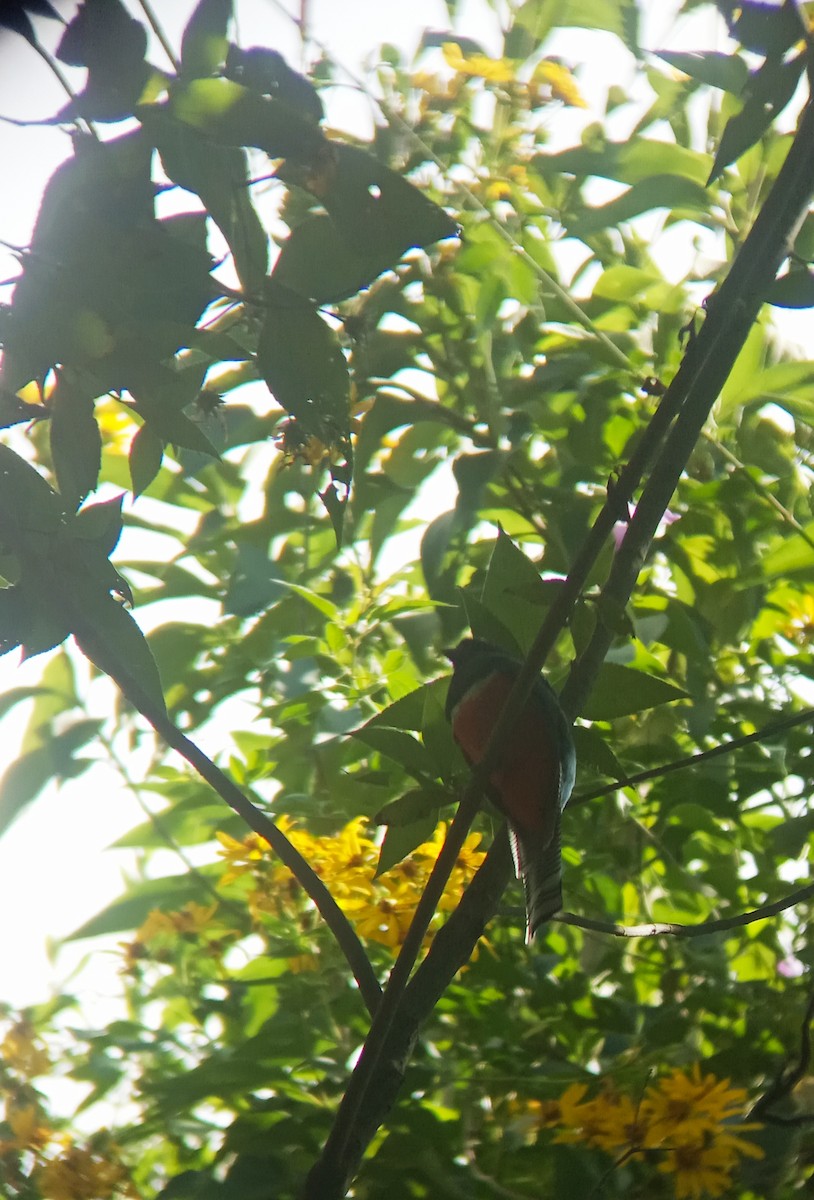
0 0 805 1012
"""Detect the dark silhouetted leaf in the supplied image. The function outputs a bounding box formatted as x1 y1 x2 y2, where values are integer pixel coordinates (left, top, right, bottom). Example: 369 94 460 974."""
721 0 805 56
0 0 61 44
766 266 814 308
74 592 166 716
129 423 164 497
707 52 805 184
55 0 153 122
49 377 102 512
180 0 231 79
148 110 268 294
273 214 398 303
162 78 325 160
282 142 458 261
225 44 323 123
257 286 349 424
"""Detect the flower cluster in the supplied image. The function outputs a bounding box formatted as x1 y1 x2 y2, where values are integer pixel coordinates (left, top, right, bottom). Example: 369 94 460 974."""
517 1065 763 1199
215 816 485 950
0 1020 133 1199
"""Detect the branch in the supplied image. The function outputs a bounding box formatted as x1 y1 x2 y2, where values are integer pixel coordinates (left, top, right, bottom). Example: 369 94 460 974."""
63 607 383 1018
563 94 814 718
556 882 814 937
302 91 814 1198
752 984 814 1125
572 706 814 806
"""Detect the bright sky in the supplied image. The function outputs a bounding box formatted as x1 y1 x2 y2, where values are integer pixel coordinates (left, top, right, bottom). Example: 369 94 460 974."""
0 0 803 1013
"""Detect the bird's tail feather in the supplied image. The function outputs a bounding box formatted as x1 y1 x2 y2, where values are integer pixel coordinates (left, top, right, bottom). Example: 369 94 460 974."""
509 814 563 944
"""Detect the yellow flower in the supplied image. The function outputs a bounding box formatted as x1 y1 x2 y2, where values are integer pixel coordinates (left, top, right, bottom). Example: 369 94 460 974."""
1 1021 51 1078
531 59 587 108
134 909 176 943
0 1103 52 1153
37 1145 132 1200
215 830 271 883
657 1135 739 1200
779 590 814 646
645 1063 748 1133
442 41 517 85
169 902 218 936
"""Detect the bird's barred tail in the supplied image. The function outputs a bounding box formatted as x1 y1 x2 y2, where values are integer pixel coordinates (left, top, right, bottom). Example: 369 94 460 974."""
509 813 563 944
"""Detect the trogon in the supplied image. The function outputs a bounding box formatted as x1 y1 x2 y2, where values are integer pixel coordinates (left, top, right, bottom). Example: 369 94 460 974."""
444 637 576 943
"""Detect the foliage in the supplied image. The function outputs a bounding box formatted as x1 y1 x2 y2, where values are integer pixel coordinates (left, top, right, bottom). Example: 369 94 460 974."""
1 0 814 1197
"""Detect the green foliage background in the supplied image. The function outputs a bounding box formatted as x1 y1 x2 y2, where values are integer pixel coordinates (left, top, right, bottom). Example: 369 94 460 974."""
2 0 814 1196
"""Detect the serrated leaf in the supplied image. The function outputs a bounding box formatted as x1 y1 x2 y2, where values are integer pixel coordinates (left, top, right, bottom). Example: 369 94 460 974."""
582 664 687 720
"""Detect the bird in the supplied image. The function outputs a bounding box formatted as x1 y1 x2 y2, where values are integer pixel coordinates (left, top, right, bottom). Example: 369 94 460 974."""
444 637 576 943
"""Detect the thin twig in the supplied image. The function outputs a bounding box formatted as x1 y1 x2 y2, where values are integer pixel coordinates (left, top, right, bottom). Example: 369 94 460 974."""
571 706 814 806
557 881 814 937
137 0 181 73
53 596 383 1018
705 432 814 554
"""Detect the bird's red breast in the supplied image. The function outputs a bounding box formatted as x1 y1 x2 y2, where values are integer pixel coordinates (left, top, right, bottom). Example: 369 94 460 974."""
448 670 561 846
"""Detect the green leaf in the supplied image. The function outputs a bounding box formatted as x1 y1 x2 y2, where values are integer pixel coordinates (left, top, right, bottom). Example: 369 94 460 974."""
353 725 435 779
74 594 166 717
375 788 444 827
49 378 101 512
654 50 749 94
582 664 687 720
257 287 350 425
766 266 814 308
67 871 218 939
763 523 814 575
148 109 268 294
162 78 325 159
180 0 231 79
284 142 458 262
707 53 805 184
375 814 440 876
129 423 165 497
571 725 625 781
272 214 400 304
570 176 711 236
0 720 101 838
